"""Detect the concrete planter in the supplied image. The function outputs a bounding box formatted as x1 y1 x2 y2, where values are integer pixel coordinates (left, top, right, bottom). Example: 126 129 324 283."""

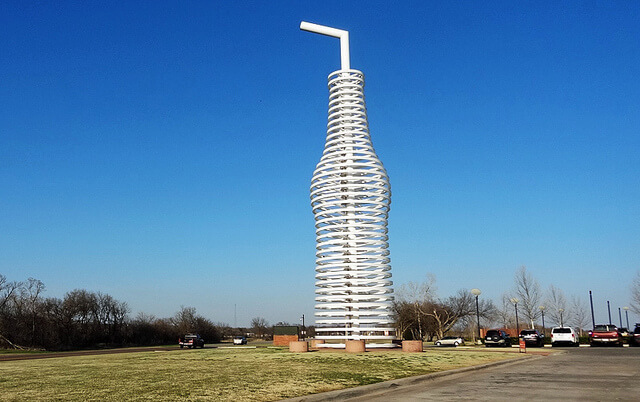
289 341 309 353
309 339 325 349
345 340 366 353
402 340 424 352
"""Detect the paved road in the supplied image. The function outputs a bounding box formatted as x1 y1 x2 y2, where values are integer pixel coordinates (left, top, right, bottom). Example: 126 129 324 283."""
344 347 640 401
0 347 177 362
0 342 264 362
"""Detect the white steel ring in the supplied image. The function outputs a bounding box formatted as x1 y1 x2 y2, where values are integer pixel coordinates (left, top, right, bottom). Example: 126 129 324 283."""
311 69 395 340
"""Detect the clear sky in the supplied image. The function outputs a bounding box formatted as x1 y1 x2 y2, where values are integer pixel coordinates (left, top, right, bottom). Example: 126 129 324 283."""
1 1 638 327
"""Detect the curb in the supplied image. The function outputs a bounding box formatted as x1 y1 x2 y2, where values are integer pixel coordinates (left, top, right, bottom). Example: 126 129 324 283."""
281 354 543 401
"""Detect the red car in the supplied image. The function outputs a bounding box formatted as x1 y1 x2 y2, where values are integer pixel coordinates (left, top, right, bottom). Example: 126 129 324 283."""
589 324 622 347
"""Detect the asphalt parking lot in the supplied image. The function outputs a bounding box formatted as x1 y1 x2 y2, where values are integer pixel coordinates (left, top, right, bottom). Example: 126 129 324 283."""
340 346 640 401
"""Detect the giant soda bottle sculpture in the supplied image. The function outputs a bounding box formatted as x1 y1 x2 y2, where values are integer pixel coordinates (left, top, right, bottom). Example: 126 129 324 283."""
301 22 395 346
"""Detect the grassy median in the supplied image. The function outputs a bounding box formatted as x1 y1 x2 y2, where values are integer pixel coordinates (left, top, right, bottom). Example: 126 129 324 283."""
0 347 521 401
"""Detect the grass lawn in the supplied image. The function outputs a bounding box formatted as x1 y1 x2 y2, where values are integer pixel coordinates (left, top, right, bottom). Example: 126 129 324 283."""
0 347 522 401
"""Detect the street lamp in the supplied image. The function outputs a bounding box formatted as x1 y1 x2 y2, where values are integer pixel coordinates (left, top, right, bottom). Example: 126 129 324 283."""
619 307 623 328
589 290 595 330
558 308 564 327
623 307 630 329
510 297 520 338
607 301 612 325
471 288 482 344
300 314 306 340
539 306 546 337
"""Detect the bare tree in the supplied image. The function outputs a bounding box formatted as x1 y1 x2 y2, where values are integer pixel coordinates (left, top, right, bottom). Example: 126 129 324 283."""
424 289 477 339
395 273 436 340
0 274 22 313
497 293 514 329
23 278 45 345
0 275 25 348
545 284 568 327
568 295 590 335
1 275 224 349
172 306 197 335
457 297 498 340
631 271 640 315
392 300 416 340
250 317 269 339
214 322 233 340
481 299 498 321
395 281 482 340
513 266 542 328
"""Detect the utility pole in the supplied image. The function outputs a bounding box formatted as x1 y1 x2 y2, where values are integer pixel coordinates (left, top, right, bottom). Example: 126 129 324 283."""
618 307 623 328
471 289 482 344
511 298 520 338
589 291 595 329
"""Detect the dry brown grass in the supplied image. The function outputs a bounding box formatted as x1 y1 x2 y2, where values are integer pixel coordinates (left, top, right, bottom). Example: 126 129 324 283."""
0 347 521 401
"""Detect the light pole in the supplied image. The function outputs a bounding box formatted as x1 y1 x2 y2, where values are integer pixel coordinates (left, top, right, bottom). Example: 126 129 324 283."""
539 306 546 337
624 307 630 329
589 290 595 329
300 314 306 340
471 288 482 344
558 308 564 327
510 298 520 338
618 307 623 328
607 301 612 325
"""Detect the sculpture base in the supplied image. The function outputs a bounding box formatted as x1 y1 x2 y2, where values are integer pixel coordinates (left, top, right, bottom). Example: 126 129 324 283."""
289 341 309 353
401 340 423 352
345 340 366 353
316 342 399 349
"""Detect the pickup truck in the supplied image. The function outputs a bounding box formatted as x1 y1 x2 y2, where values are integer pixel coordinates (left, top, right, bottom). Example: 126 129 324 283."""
589 324 622 347
179 334 205 349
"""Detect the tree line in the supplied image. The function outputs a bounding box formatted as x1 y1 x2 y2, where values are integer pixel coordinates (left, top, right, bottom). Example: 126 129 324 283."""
0 274 223 350
392 274 496 341
393 266 640 340
4 268 638 349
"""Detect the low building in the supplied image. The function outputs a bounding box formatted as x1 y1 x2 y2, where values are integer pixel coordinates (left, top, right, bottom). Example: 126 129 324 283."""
273 326 299 347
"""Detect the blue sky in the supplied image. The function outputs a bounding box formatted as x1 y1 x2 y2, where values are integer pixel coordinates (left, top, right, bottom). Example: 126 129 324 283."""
1 1 638 327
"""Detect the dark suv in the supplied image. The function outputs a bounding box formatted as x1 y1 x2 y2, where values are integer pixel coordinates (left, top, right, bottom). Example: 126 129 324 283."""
485 329 511 347
631 324 640 347
520 329 545 347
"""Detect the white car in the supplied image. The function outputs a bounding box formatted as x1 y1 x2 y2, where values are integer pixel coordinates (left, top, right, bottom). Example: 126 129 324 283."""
233 336 247 345
435 336 465 347
551 327 579 347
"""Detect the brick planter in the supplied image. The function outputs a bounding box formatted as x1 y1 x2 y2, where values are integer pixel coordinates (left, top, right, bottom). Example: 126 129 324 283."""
289 341 309 353
402 340 423 352
274 334 299 347
309 339 325 349
345 340 366 353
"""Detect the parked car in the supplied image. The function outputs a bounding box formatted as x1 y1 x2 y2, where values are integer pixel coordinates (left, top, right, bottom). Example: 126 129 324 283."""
631 324 640 347
551 327 579 347
435 336 465 347
589 324 622 347
179 334 205 349
485 329 511 347
233 336 248 345
520 329 545 347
